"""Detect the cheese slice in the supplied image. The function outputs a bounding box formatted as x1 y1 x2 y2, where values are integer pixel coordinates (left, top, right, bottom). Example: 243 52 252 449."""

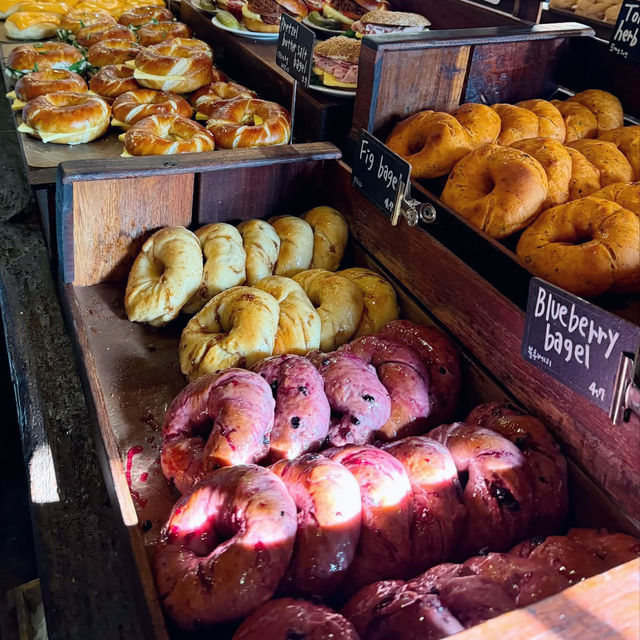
195 111 208 121
16 2 70 14
0 0 23 15
117 132 126 141
12 98 27 110
6 90 16 99
7 10 61 28
133 68 186 83
124 60 136 68
253 114 263 125
121 147 133 156
110 118 131 128
313 67 356 89
18 120 106 142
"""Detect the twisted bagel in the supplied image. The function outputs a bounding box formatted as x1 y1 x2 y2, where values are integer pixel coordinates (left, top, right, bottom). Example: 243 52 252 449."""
516 197 640 296
301 206 348 271
337 267 399 337
592 181 639 215
137 20 191 46
14 69 86 103
112 88 192 127
118 4 173 25
237 219 281 285
89 63 139 99
566 146 601 199
20 91 111 144
268 215 314 277
491 103 539 146
7 42 84 74
76 21 135 47
162 37 213 58
510 138 573 209
123 115 215 156
205 98 291 148
567 89 624 134
293 269 364 351
599 125 640 180
550 99 597 142
124 226 203 326
441 143 548 238
87 38 141 67
191 81 257 119
567 138 634 185
516 99 566 141
254 276 321 355
179 285 280 380
182 223 246 314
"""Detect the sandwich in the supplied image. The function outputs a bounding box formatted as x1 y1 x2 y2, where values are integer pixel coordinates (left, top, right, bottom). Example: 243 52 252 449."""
322 0 387 27
352 10 430 37
312 35 360 89
241 0 308 33
5 10 61 38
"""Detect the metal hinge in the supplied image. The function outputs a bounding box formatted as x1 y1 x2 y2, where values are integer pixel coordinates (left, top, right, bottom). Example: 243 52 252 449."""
390 178 437 227
611 347 640 425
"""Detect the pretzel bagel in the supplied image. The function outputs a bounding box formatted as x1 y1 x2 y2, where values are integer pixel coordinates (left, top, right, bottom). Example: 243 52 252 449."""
88 39 141 67
132 43 213 93
163 37 213 57
20 92 110 144
7 42 84 74
123 114 215 156
14 69 87 103
441 144 548 238
516 197 640 296
112 89 192 127
89 64 139 99
137 20 191 46
118 4 173 25
599 126 640 180
59 9 115 34
191 81 257 118
76 22 135 47
206 98 291 148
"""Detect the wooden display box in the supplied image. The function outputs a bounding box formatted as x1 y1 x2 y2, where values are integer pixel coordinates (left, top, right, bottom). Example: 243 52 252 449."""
56 143 639 639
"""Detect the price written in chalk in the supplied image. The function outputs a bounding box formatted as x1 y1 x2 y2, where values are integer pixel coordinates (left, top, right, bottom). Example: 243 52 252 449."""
522 278 640 413
609 1 640 61
276 13 315 87
352 129 411 217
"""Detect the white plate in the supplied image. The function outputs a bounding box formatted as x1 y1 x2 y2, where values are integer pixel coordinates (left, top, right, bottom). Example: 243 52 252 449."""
307 83 356 97
301 16 347 35
211 15 280 39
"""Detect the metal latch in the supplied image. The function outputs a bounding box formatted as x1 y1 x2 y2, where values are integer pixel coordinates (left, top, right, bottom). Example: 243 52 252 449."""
390 178 437 227
611 347 640 425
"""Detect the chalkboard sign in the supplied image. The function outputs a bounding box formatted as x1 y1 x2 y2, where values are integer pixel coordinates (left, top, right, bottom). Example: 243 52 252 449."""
276 13 315 87
352 129 411 218
522 278 640 414
609 0 640 61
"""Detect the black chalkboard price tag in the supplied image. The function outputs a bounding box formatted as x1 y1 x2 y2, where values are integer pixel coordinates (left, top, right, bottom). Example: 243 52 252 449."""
352 129 412 218
522 278 640 414
609 0 640 61
276 13 315 87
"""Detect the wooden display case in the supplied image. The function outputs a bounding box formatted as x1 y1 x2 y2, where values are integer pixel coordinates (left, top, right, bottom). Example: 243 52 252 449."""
55 145 639 639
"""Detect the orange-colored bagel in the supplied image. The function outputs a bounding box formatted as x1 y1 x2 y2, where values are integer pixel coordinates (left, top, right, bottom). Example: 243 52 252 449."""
385 111 473 180
516 197 640 296
112 88 192 125
5 11 61 39
550 100 598 142
598 126 640 180
592 182 640 216
567 139 634 186
565 147 601 200
451 102 501 147
190 81 257 117
87 38 141 67
491 103 539 146
21 91 111 144
206 98 291 148
123 114 215 155
89 63 139 98
118 4 172 25
137 20 191 46
516 99 566 141
511 138 572 209
133 42 213 92
7 42 84 73
566 89 624 134
14 68 87 101
441 143 548 239
60 9 115 33
76 21 135 47
162 37 213 58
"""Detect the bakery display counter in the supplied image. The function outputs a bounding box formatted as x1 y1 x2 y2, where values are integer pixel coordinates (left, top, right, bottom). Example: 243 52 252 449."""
47 144 639 639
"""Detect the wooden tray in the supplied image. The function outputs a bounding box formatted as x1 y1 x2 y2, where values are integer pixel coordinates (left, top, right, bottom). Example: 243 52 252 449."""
56 145 639 639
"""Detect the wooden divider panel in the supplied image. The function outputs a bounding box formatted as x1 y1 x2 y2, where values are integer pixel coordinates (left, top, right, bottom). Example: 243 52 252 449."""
69 174 194 287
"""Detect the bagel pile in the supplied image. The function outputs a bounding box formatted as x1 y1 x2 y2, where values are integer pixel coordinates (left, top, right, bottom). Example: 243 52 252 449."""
550 0 622 24
4 3 292 152
387 89 640 297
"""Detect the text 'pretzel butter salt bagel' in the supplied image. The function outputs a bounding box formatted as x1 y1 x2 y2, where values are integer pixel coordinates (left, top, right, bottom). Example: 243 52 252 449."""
550 100 598 142
515 99 566 141
137 20 192 46
599 125 640 180
179 285 280 380
7 42 84 75
125 226 203 326
118 4 173 25
132 42 213 93
293 269 364 351
516 197 640 296
441 144 548 238
153 465 296 628
268 215 314 277
112 89 192 127
183 223 246 314
254 276 321 355
5 12 61 39
237 219 281 285
76 21 135 47
191 82 257 119
122 115 215 156
87 39 141 68
12 69 87 107
566 89 624 134
161 369 275 493
592 181 640 215
89 64 139 99
301 206 348 271
206 98 291 148
19 92 111 144
567 138 634 186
